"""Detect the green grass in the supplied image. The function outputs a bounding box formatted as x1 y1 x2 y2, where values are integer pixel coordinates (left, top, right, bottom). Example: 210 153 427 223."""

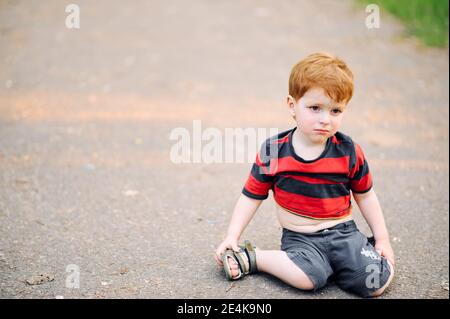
359 0 449 47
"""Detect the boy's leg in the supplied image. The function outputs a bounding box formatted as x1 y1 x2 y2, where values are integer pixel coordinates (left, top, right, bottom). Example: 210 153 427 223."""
371 260 395 297
256 249 315 290
331 225 394 298
226 249 314 290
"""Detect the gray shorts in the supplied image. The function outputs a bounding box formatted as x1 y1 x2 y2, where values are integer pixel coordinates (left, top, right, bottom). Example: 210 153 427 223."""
281 220 391 298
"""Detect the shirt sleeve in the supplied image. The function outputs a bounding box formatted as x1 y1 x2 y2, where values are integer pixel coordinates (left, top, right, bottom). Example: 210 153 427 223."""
349 142 373 194
242 139 275 200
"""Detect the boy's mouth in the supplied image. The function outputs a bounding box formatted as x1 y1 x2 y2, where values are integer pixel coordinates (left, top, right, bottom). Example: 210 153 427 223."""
314 129 329 134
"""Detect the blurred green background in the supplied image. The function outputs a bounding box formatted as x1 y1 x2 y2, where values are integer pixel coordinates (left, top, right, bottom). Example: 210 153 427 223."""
360 0 449 47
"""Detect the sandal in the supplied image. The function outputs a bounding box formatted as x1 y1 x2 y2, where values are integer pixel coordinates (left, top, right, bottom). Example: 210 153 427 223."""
222 240 258 280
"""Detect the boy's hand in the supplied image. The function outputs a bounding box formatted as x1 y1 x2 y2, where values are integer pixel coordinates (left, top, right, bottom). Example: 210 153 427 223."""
374 238 395 266
214 236 240 267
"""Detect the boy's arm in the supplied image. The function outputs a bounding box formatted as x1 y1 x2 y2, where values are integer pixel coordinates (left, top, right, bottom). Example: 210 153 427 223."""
214 194 262 265
226 193 262 240
353 188 395 265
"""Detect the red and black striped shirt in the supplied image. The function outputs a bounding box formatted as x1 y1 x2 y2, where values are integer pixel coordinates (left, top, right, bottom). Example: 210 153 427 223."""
242 127 372 219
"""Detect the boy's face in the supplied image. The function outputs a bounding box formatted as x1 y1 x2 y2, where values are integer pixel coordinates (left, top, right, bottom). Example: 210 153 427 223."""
287 87 347 145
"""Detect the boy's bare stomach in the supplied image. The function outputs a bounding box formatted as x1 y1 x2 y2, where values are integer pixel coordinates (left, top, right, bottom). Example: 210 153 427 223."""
276 203 353 233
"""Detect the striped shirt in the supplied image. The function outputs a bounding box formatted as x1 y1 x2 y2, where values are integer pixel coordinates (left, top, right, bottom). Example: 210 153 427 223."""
242 127 372 219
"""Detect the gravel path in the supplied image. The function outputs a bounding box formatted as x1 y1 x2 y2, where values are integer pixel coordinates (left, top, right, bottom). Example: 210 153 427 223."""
1 0 448 298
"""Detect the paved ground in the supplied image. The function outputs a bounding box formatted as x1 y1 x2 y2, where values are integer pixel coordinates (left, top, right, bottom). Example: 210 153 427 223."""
0 0 448 298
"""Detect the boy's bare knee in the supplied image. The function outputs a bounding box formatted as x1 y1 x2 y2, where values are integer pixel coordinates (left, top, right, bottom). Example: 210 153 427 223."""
371 262 395 297
371 286 386 297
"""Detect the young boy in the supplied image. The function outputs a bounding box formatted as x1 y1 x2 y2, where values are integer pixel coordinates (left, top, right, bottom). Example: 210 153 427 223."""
214 52 395 298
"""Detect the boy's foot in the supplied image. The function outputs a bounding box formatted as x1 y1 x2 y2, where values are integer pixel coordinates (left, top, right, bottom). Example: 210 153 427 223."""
222 240 258 280
226 253 250 279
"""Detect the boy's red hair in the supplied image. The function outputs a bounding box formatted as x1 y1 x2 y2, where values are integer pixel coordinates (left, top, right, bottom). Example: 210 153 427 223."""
289 52 354 104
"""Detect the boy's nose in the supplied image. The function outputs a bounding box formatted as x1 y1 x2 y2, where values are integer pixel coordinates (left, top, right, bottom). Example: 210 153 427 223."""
319 113 330 124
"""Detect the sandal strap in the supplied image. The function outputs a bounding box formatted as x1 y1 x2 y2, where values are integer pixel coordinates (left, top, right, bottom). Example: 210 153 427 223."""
239 240 258 274
233 250 250 274
244 240 258 273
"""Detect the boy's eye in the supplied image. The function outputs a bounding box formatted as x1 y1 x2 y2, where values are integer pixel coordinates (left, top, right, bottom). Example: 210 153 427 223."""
331 109 343 114
309 106 321 111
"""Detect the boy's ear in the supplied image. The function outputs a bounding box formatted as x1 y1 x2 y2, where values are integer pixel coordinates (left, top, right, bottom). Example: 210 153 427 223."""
286 95 296 107
286 95 297 118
